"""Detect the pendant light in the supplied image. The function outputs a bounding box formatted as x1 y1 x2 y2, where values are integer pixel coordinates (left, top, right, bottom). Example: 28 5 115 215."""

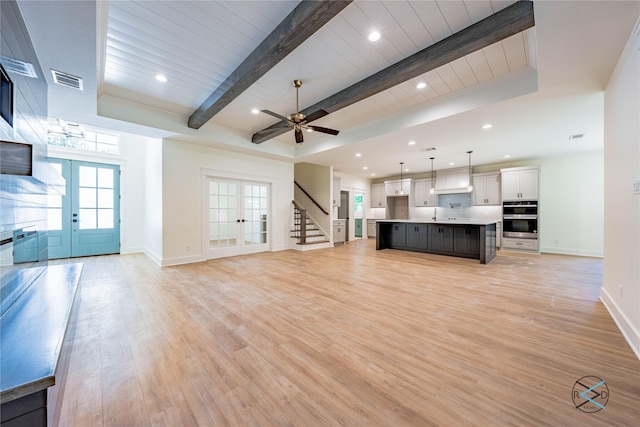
429 157 435 194
467 151 473 192
399 162 404 195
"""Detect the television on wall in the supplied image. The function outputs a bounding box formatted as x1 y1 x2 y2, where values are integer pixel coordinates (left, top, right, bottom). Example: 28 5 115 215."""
0 63 14 127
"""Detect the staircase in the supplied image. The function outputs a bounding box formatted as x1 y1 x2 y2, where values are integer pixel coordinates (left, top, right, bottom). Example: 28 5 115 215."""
291 202 331 250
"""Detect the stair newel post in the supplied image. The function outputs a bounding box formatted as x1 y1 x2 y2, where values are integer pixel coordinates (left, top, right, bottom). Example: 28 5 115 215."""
300 209 307 244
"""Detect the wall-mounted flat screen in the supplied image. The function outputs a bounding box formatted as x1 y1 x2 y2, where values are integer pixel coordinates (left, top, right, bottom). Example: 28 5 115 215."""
0 63 14 127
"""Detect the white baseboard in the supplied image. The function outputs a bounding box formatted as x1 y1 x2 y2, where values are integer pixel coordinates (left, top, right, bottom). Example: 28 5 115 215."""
144 249 162 266
121 246 145 255
160 254 205 267
540 246 603 257
600 287 640 360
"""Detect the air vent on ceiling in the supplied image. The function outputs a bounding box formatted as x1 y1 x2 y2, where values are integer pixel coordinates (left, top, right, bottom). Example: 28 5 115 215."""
569 133 585 140
0 56 37 78
419 147 437 152
51 69 83 90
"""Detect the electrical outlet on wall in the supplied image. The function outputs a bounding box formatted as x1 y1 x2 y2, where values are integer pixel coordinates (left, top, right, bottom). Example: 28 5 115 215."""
186 245 191 252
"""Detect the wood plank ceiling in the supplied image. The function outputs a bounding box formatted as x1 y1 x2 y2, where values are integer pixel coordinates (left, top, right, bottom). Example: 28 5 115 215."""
103 0 533 145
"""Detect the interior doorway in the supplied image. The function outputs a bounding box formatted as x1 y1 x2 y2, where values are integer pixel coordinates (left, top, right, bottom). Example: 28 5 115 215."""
338 190 349 241
354 192 363 238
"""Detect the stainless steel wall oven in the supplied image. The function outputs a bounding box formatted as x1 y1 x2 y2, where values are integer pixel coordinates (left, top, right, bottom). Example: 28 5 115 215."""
503 201 538 239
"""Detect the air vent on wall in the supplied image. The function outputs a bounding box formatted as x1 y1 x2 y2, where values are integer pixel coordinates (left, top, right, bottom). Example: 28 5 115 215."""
51 69 83 90
569 133 585 140
0 56 37 78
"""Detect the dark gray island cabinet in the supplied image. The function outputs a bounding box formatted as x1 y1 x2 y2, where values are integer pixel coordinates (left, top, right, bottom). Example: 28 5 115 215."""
376 220 497 264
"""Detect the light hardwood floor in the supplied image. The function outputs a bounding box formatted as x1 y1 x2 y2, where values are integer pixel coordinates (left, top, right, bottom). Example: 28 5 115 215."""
52 241 640 426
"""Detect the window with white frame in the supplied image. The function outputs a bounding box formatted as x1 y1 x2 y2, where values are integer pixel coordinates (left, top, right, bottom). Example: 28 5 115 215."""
47 119 120 154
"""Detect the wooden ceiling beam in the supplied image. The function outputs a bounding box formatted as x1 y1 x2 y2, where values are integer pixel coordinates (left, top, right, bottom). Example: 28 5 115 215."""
252 0 534 144
188 0 352 129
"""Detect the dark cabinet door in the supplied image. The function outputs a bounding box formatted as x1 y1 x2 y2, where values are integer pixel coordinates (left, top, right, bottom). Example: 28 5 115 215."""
428 225 453 253
390 224 407 248
454 226 480 255
406 224 428 251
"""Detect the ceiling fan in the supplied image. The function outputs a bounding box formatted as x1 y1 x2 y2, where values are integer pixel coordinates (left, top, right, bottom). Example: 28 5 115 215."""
255 80 339 144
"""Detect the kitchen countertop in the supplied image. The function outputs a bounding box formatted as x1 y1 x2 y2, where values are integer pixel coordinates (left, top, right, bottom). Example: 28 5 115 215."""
1 263 83 404
373 219 499 225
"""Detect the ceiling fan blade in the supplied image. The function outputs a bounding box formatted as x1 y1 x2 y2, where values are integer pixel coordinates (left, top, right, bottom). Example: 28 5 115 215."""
295 127 303 144
307 125 339 136
304 109 329 123
260 109 289 122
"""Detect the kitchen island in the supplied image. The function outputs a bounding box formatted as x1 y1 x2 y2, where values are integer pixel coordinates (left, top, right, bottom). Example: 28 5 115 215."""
376 219 497 264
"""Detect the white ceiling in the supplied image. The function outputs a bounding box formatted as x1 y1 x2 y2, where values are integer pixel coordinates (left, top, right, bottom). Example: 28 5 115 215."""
15 1 640 179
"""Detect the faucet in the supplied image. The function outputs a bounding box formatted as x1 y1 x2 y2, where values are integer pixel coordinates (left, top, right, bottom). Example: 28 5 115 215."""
432 206 437 221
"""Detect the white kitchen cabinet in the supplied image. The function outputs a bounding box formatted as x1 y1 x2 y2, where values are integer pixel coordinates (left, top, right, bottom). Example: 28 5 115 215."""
435 168 470 193
371 183 385 208
414 179 437 206
501 167 539 200
333 219 345 244
366 219 377 238
473 173 501 205
333 176 341 207
385 179 411 196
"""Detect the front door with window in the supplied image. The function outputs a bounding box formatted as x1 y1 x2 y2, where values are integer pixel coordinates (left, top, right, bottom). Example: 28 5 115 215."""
48 159 120 258
206 178 269 259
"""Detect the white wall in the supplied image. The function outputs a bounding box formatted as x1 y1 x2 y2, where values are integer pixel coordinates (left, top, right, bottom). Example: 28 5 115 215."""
602 19 640 359
144 137 163 263
161 139 293 266
119 132 148 254
537 152 604 256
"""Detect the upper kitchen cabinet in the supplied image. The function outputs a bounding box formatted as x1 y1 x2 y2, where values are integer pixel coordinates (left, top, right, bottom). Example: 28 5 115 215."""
473 173 501 205
435 168 470 194
333 176 341 207
501 167 539 200
371 183 385 208
385 179 412 197
414 179 437 207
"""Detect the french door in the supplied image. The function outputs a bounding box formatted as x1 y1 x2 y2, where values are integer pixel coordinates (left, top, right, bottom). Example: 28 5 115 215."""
48 159 120 259
205 178 269 259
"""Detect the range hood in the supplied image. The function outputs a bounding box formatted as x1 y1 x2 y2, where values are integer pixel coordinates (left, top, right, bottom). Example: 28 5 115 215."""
434 167 471 194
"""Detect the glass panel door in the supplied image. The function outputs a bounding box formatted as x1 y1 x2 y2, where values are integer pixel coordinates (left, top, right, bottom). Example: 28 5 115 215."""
208 180 238 248
206 178 269 258
48 159 120 259
243 183 268 245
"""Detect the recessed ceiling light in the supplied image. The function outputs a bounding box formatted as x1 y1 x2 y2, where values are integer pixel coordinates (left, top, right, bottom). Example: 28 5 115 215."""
251 108 259 114
155 74 168 83
416 82 427 89
408 141 416 145
449 162 455 166
368 31 381 42
405 168 409 172
371 173 376 176
504 154 511 158
306 128 313 132
363 166 368 170
482 123 492 129
355 153 362 157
